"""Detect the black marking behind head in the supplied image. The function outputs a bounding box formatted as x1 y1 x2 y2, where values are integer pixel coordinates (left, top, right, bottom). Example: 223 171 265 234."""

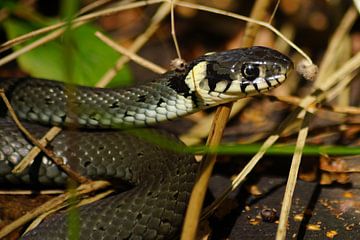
166 68 193 97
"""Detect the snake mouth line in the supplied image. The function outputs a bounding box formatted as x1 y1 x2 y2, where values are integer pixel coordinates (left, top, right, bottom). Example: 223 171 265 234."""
218 75 286 96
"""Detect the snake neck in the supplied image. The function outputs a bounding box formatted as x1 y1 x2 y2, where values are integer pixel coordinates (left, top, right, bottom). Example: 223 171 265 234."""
0 68 203 128
1 47 293 129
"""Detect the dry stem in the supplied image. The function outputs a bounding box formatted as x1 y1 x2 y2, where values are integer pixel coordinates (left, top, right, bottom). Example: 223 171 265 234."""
0 90 89 184
12 126 62 174
95 32 166 74
0 181 110 238
180 0 273 239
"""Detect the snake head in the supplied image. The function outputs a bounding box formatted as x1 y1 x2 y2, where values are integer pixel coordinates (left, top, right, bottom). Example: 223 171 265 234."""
189 46 293 106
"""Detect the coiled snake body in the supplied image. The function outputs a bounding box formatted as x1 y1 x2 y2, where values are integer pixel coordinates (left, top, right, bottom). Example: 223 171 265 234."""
0 46 292 239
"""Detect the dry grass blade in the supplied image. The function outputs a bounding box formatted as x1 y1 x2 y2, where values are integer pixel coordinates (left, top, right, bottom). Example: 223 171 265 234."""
71 0 163 26
314 6 358 87
0 180 110 238
170 0 182 60
0 0 165 66
24 188 115 233
0 22 66 52
0 0 163 53
96 1 173 87
203 5 358 221
180 1 273 239
95 32 166 74
326 71 359 102
174 0 312 63
12 126 62 174
268 94 360 115
77 0 114 15
24 204 66 234
201 107 303 219
323 104 360 115
0 90 89 184
276 113 312 240
0 1 173 238
0 0 113 52
0 190 64 195
1 0 163 182
317 51 360 94
181 104 233 240
295 50 360 117
201 135 280 219
75 189 114 208
1 1 358 239
0 21 86 67
180 99 249 145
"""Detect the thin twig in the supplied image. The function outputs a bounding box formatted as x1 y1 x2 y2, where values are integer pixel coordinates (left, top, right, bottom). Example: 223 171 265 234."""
180 1 273 239
96 1 173 87
170 0 182 60
202 54 359 220
12 126 62 174
0 90 89 184
0 21 86 67
95 32 166 74
0 0 163 52
268 0 280 24
202 6 359 222
180 99 249 145
267 93 360 115
25 189 114 234
77 0 114 15
0 180 110 239
0 190 64 195
0 22 65 53
174 0 312 64
201 107 303 219
314 6 358 88
276 113 312 240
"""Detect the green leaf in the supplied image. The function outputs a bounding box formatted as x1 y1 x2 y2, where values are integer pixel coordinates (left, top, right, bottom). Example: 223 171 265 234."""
2 18 132 87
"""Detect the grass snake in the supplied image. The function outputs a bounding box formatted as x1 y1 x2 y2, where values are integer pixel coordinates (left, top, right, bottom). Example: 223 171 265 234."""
0 46 293 239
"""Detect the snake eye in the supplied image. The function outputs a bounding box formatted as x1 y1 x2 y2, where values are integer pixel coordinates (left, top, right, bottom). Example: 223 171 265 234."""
241 63 260 81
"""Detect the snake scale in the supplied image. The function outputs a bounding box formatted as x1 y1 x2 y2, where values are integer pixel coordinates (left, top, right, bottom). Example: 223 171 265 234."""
0 46 293 239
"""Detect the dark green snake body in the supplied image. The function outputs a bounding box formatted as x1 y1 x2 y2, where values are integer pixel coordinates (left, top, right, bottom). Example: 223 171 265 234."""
0 46 293 239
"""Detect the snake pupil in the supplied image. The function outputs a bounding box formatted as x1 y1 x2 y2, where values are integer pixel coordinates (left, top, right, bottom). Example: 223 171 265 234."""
241 63 260 81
